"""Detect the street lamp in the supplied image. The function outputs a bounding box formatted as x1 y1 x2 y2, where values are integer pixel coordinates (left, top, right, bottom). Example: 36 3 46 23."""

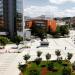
22 0 25 44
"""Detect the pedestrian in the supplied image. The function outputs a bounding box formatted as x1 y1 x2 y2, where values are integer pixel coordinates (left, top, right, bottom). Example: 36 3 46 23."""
65 46 66 50
5 50 7 53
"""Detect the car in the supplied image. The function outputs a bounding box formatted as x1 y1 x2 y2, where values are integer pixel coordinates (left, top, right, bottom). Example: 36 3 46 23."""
0 46 3 49
11 47 18 49
40 41 49 46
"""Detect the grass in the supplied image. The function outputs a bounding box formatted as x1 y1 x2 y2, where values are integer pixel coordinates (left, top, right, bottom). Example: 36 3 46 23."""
20 60 75 75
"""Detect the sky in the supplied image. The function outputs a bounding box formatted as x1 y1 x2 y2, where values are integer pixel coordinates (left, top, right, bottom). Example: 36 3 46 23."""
24 0 75 17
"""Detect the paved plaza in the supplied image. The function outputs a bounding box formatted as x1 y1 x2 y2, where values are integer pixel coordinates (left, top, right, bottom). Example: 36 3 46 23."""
0 30 75 75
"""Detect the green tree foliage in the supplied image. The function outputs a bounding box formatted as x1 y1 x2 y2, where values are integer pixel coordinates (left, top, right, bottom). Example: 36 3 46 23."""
72 61 75 70
55 50 61 57
34 58 42 65
56 25 60 33
37 51 42 57
71 23 75 29
55 50 61 60
47 62 54 71
67 53 73 60
48 26 52 34
31 24 47 41
46 53 51 61
62 67 71 75
23 54 30 63
60 25 69 36
18 63 27 72
14 35 23 48
49 25 69 38
55 25 61 37
29 69 40 75
0 36 10 48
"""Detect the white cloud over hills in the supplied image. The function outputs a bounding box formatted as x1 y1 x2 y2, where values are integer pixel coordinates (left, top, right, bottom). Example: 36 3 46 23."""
24 5 75 17
49 0 75 5
55 7 75 17
24 5 58 17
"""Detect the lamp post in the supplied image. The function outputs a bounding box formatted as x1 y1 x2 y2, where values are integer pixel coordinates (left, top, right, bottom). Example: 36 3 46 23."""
22 0 25 44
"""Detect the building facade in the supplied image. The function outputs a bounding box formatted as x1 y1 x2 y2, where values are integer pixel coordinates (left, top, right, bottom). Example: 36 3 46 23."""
16 0 23 31
0 0 5 32
25 19 57 33
0 0 23 38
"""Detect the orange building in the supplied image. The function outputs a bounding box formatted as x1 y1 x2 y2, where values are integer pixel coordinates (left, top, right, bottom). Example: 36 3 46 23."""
25 20 32 28
47 20 57 32
25 19 57 32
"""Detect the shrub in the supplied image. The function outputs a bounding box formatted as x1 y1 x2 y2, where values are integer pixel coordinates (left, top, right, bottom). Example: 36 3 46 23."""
47 62 54 71
67 53 73 60
72 61 75 70
57 56 62 64
34 58 42 65
55 50 61 57
37 51 42 57
23 54 30 63
60 25 69 36
29 69 40 75
55 50 61 60
41 65 46 68
62 63 68 67
46 53 51 61
62 67 71 75
0 36 9 48
14 35 23 48
18 63 27 72
52 67 58 72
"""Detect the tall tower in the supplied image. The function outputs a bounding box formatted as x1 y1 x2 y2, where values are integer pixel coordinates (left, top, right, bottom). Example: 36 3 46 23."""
0 0 22 39
9 0 16 38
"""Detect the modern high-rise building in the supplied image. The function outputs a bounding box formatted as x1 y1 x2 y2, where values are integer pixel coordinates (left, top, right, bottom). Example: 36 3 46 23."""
0 0 23 39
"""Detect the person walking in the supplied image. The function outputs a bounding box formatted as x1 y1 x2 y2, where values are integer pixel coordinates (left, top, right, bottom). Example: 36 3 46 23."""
65 46 66 50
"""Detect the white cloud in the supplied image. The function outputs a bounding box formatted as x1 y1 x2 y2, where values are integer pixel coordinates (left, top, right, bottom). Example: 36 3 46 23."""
24 5 75 17
55 7 75 17
49 0 75 5
24 5 58 17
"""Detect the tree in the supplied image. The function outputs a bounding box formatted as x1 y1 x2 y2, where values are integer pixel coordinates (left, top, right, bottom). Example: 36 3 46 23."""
62 67 71 75
55 50 61 60
37 51 42 58
18 63 27 72
60 25 69 36
0 36 8 48
46 53 51 61
72 23 75 29
67 52 73 60
72 61 75 70
31 24 47 41
39 32 46 41
29 69 39 75
34 51 42 65
15 35 23 48
48 26 52 34
47 62 54 71
53 25 61 38
34 58 42 65
23 54 30 63
56 25 60 33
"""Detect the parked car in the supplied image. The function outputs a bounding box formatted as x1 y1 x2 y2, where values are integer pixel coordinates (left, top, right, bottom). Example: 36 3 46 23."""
40 41 49 46
0 46 3 49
